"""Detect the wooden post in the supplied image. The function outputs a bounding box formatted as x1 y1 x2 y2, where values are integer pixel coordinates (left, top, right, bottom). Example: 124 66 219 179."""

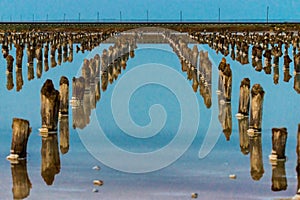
50 44 57 68
57 43 62 66
72 103 86 129
270 128 288 160
68 39 73 63
27 63 34 81
7 118 31 160
40 79 60 133
295 52 300 73
16 65 24 92
6 55 14 90
237 78 251 117
6 70 14 90
41 134 61 185
59 115 69 154
283 68 292 82
44 43 49 71
218 58 232 102
238 117 250 155
101 70 108 92
11 160 32 199
95 77 101 102
59 76 69 115
273 65 279 85
248 84 265 134
249 135 264 181
36 45 43 78
192 68 199 92
218 95 232 141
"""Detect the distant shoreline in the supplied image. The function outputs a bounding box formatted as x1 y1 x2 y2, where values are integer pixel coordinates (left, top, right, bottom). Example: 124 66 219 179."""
0 22 299 33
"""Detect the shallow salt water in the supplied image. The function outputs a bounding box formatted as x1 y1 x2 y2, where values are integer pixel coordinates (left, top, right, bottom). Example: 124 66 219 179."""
0 34 300 200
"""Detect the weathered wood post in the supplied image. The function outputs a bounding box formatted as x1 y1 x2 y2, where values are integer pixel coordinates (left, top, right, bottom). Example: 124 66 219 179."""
59 115 69 154
271 160 287 191
238 117 250 155
62 42 68 63
16 64 24 92
249 135 264 181
192 68 199 92
11 160 32 199
40 79 60 133
295 52 300 73
283 68 292 82
41 134 61 185
59 76 69 115
44 43 49 72
6 55 14 90
237 78 251 117
36 45 43 78
295 74 300 94
50 43 57 68
7 118 31 160
57 43 62 66
248 84 265 135
273 65 279 85
269 128 288 161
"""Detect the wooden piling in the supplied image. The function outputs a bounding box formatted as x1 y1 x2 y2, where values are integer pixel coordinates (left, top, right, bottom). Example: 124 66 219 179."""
7 118 31 160
296 124 300 194
249 84 265 133
11 160 32 199
40 79 60 132
237 78 251 116
270 128 288 160
59 76 69 115
41 134 61 185
16 66 24 92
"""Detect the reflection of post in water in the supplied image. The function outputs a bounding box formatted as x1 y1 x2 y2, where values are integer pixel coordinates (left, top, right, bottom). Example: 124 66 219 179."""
271 160 287 191
50 43 57 68
40 80 60 133
238 117 250 155
295 74 300 94
59 76 69 115
6 54 14 90
218 96 232 141
296 124 300 195
41 134 61 185
59 115 69 154
11 160 32 200
248 84 264 136
249 135 264 181
35 44 42 78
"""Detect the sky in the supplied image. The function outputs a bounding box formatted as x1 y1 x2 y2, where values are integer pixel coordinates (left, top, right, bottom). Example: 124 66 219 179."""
0 0 300 22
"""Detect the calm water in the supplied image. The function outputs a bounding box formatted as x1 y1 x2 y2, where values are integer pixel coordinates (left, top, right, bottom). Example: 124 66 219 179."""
0 29 300 200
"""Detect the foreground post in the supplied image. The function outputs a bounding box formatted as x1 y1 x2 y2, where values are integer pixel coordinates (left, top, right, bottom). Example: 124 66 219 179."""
59 76 69 115
248 84 265 135
296 124 300 195
7 118 31 160
237 78 251 117
40 79 60 133
11 160 32 199
269 128 288 161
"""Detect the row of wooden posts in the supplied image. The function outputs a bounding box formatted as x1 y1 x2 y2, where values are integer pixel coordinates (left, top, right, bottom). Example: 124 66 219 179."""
191 31 300 91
